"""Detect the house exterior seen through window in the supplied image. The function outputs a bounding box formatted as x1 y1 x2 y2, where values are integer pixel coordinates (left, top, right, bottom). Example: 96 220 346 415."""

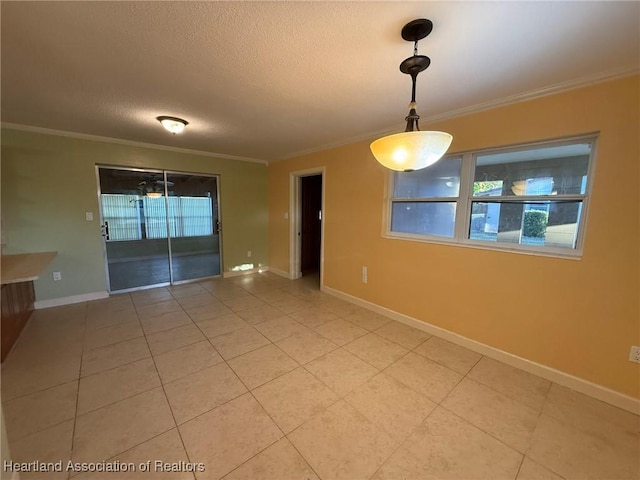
388 136 596 257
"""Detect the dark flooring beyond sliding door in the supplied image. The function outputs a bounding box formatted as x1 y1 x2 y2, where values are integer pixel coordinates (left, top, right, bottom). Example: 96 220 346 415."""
98 167 221 292
165 171 221 283
106 254 221 290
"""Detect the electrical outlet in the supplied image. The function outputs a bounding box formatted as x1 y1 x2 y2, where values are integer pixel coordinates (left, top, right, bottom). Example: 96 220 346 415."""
85 212 94 221
361 266 368 284
629 346 640 363
247 250 252 258
53 271 62 281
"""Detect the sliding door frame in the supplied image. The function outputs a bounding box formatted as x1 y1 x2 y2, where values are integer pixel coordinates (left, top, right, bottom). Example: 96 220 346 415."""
95 165 223 293
96 165 168 294
164 169 223 286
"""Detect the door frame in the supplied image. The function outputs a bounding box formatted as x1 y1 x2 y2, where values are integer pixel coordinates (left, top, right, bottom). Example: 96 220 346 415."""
96 165 223 293
289 167 325 285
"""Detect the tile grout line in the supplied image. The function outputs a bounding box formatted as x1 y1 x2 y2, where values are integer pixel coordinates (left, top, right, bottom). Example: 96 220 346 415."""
4 295 319 441
279 296 574 479
133 289 198 480
68 300 93 479
3 277 314 471
517 373 571 479
188 284 300 479
2 377 81 404
440 406 526 456
154 308 303 388
434 351 528 457
78 294 193 478
368 338 482 480
73 383 171 420
12 275 636 480
73 299 161 418
275 309 432 479
81 300 218 382
79 350 153 382
2 305 119 442
299 345 376 395
366 334 484 478
419 348 546 468
464 368 550 416
514 455 527 480
188 278 442 477
6 297 433 435
205 277 330 479
366 391 443 480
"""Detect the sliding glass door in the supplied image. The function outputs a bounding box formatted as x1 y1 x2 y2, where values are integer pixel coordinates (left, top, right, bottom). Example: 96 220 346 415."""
97 167 221 292
166 172 221 282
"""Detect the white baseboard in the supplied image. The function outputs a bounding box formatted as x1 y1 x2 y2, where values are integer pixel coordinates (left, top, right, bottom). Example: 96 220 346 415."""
34 291 109 309
268 267 292 279
322 285 639 415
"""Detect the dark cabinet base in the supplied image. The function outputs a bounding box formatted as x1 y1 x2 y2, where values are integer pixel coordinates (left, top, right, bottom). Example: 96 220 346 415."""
1 281 35 362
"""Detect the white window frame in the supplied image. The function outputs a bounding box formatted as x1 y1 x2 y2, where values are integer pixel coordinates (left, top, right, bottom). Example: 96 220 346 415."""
384 134 598 259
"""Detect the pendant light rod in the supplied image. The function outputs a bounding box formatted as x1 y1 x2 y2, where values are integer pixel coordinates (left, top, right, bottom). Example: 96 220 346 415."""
409 40 420 103
399 19 432 135
405 70 420 133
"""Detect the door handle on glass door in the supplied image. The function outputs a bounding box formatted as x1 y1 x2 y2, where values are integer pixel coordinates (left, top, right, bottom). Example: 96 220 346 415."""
101 221 110 240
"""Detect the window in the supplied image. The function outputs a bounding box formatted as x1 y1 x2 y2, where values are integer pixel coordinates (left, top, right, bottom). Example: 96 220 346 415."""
390 156 462 238
387 136 595 257
154 196 213 239
101 194 142 241
101 194 213 241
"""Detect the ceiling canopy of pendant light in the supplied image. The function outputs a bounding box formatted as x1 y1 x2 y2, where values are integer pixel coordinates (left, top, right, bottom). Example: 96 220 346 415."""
370 19 453 172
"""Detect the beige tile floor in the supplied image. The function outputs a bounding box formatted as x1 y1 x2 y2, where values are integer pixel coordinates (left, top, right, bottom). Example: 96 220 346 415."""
2 272 639 480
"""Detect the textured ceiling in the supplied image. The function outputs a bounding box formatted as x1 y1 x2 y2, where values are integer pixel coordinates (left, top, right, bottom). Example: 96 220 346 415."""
2 1 638 163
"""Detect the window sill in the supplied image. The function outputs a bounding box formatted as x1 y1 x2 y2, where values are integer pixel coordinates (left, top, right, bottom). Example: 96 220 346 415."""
382 232 583 260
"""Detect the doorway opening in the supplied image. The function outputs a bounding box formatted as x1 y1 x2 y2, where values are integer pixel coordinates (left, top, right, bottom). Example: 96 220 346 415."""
97 166 222 293
290 169 324 288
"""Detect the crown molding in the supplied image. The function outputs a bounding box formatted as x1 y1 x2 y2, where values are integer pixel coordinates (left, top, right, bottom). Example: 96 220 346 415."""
0 123 269 165
419 67 639 125
276 67 639 162
3 68 637 165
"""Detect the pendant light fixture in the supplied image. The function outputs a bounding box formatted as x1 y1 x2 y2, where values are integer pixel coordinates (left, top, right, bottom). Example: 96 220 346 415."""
157 116 188 134
370 19 452 172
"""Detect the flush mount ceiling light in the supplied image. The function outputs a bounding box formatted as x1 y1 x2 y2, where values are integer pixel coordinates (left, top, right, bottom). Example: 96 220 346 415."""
157 116 188 134
370 19 453 172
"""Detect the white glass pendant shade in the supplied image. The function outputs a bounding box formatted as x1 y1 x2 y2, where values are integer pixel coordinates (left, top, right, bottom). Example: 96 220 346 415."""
370 130 453 171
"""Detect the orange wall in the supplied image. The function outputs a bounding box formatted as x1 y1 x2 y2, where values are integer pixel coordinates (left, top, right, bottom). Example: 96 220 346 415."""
268 75 640 398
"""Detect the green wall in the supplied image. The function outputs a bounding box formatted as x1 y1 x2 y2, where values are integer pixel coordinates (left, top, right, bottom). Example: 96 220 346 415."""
1 128 268 301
